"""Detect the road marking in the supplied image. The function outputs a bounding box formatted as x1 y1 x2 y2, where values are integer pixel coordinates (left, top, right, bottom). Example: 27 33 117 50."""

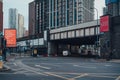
45 72 69 80
35 65 51 70
12 68 23 71
89 74 116 79
41 63 61 67
116 76 120 80
50 72 120 75
68 73 88 80
45 72 88 80
48 72 82 75
16 60 48 76
104 65 112 67
14 70 29 74
13 63 17 66
73 65 96 69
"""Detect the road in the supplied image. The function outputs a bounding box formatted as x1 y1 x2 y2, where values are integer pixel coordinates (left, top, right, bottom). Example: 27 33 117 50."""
0 56 120 80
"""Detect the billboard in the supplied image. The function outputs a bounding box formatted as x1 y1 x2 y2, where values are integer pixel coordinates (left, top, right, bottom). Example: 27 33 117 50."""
4 29 16 47
105 0 118 5
100 16 109 32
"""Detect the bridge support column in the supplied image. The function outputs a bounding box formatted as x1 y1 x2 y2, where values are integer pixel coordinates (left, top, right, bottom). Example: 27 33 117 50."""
48 42 57 56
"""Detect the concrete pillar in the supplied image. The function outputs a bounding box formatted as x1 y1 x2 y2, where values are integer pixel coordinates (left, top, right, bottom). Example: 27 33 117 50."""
48 42 57 56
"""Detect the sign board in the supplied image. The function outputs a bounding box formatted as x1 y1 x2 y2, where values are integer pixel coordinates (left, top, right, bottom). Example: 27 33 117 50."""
100 16 109 32
4 29 16 47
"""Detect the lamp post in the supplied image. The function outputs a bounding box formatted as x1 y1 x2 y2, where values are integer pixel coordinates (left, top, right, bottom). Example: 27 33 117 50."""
81 6 99 57
91 7 99 57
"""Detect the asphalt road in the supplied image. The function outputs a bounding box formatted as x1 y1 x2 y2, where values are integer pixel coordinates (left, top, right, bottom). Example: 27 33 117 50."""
0 56 120 80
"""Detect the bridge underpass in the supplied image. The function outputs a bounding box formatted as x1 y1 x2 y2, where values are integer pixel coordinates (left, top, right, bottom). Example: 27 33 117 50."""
51 35 97 45
50 35 98 57
48 20 100 57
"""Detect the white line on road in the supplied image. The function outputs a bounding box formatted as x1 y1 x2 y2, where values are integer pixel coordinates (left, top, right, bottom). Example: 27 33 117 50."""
35 65 51 70
16 60 48 76
14 70 29 74
13 63 17 66
12 68 23 71
104 65 112 67
73 65 97 69
44 72 69 80
41 63 61 67
68 73 88 80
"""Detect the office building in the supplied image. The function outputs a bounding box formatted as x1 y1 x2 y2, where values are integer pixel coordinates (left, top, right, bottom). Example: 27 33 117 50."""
9 8 18 38
103 7 108 15
24 30 28 37
18 14 24 38
9 8 18 29
29 1 35 36
29 0 94 35
105 0 120 16
0 0 3 32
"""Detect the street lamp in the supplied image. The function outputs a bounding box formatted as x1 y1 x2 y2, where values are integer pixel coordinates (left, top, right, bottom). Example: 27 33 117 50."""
81 6 100 57
91 7 99 57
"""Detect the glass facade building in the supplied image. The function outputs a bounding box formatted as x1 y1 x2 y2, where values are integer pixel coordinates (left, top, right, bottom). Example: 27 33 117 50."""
9 8 18 37
105 0 120 16
33 0 94 34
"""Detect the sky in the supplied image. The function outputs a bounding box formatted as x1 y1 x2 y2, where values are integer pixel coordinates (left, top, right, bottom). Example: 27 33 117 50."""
3 0 105 30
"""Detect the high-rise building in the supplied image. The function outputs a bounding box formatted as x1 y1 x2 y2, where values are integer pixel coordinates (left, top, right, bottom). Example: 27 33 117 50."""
105 0 120 16
0 0 3 32
103 7 108 15
24 30 29 37
29 1 35 36
9 8 18 29
18 14 24 38
29 0 94 35
9 8 18 38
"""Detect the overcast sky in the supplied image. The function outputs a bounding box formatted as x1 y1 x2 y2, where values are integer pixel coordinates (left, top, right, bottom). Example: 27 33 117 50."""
3 0 105 30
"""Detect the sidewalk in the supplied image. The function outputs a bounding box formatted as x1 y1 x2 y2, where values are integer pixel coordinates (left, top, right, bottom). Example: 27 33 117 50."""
96 59 120 63
0 62 11 72
109 59 120 63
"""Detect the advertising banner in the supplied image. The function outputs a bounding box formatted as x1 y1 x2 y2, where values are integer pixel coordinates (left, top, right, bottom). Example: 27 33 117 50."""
4 29 16 47
100 16 109 32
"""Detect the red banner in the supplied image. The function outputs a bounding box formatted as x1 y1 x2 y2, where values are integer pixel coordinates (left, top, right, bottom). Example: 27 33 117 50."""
100 16 109 32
